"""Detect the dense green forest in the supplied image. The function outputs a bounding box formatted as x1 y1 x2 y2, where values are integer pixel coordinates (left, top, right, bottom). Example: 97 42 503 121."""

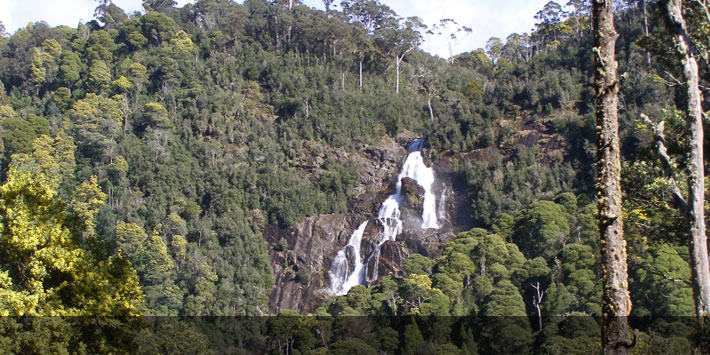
0 0 708 352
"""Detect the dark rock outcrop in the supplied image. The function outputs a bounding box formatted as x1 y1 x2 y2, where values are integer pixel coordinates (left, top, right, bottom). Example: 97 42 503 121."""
400 177 424 210
399 177 425 231
265 136 472 314
266 214 356 314
376 240 408 278
265 138 408 314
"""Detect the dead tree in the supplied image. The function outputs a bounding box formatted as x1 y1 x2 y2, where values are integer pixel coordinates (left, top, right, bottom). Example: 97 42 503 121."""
531 282 544 331
658 0 710 328
592 0 633 353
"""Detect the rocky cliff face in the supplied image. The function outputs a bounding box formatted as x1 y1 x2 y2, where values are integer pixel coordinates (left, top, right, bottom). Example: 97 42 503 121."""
264 136 467 314
265 214 356 313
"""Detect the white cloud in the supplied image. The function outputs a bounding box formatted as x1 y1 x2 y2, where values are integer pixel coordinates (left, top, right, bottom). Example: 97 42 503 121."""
2 0 554 58
3 0 95 32
302 0 552 58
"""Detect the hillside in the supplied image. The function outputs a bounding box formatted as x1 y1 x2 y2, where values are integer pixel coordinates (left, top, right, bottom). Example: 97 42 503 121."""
0 0 705 352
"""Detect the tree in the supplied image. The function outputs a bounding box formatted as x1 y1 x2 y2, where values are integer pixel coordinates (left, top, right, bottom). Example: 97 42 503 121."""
535 1 565 46
428 18 472 63
0 152 143 352
127 62 147 111
86 30 117 62
631 244 694 316
502 32 533 63
94 1 128 28
330 338 377 355
512 200 570 260
531 281 544 331
88 60 112 92
376 16 424 93
140 101 170 128
592 0 632 353
170 30 194 58
29 47 50 94
485 37 503 63
143 0 177 11
661 0 710 331
69 175 105 244
349 25 374 89
400 318 425 354
414 54 444 122
560 243 600 314
565 0 591 40
69 93 121 160
59 51 81 86
479 280 534 353
141 11 176 45
322 0 336 15
491 212 515 240
142 228 181 315
340 0 396 34
404 253 434 276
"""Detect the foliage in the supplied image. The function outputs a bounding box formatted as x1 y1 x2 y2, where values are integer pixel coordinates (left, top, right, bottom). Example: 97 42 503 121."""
0 4 702 352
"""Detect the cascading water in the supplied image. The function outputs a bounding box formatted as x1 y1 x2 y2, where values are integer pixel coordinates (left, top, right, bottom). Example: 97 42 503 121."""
438 184 448 222
329 138 439 296
329 221 369 295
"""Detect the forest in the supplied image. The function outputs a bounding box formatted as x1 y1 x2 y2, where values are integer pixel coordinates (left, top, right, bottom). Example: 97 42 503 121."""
0 0 709 353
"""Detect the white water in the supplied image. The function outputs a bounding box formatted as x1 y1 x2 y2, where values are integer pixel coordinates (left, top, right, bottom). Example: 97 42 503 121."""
329 221 369 295
329 138 440 296
378 138 439 240
438 184 448 222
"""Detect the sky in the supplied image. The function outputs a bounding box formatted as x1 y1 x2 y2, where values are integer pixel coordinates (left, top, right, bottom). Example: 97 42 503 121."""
0 0 553 58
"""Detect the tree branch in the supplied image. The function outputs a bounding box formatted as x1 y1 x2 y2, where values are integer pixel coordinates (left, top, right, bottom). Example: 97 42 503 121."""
641 113 688 212
691 0 710 24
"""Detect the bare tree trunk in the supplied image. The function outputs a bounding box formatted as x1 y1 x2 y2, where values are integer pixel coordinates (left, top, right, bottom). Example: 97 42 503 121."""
663 0 710 328
641 116 688 211
121 93 130 131
274 14 281 53
287 25 292 48
531 282 544 331
323 39 327 62
395 57 400 93
640 0 651 68
427 95 433 122
395 48 412 94
359 59 363 89
592 1 633 353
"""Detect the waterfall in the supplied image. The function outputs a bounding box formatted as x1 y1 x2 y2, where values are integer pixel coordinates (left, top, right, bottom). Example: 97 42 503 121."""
329 138 440 295
378 138 439 240
438 184 448 222
329 221 369 295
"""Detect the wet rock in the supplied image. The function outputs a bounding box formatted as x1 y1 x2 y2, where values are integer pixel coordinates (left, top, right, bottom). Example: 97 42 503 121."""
399 228 458 259
343 245 358 276
399 177 424 230
378 240 408 278
364 249 380 284
400 177 424 211
266 214 359 314
265 136 476 314
351 137 407 205
361 240 409 284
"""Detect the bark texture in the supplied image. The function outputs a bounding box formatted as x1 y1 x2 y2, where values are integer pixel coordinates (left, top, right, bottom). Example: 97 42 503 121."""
592 1 633 353
663 0 710 327
640 116 687 212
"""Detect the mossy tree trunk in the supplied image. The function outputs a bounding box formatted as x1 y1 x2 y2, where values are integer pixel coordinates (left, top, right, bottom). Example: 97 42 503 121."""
592 0 633 353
